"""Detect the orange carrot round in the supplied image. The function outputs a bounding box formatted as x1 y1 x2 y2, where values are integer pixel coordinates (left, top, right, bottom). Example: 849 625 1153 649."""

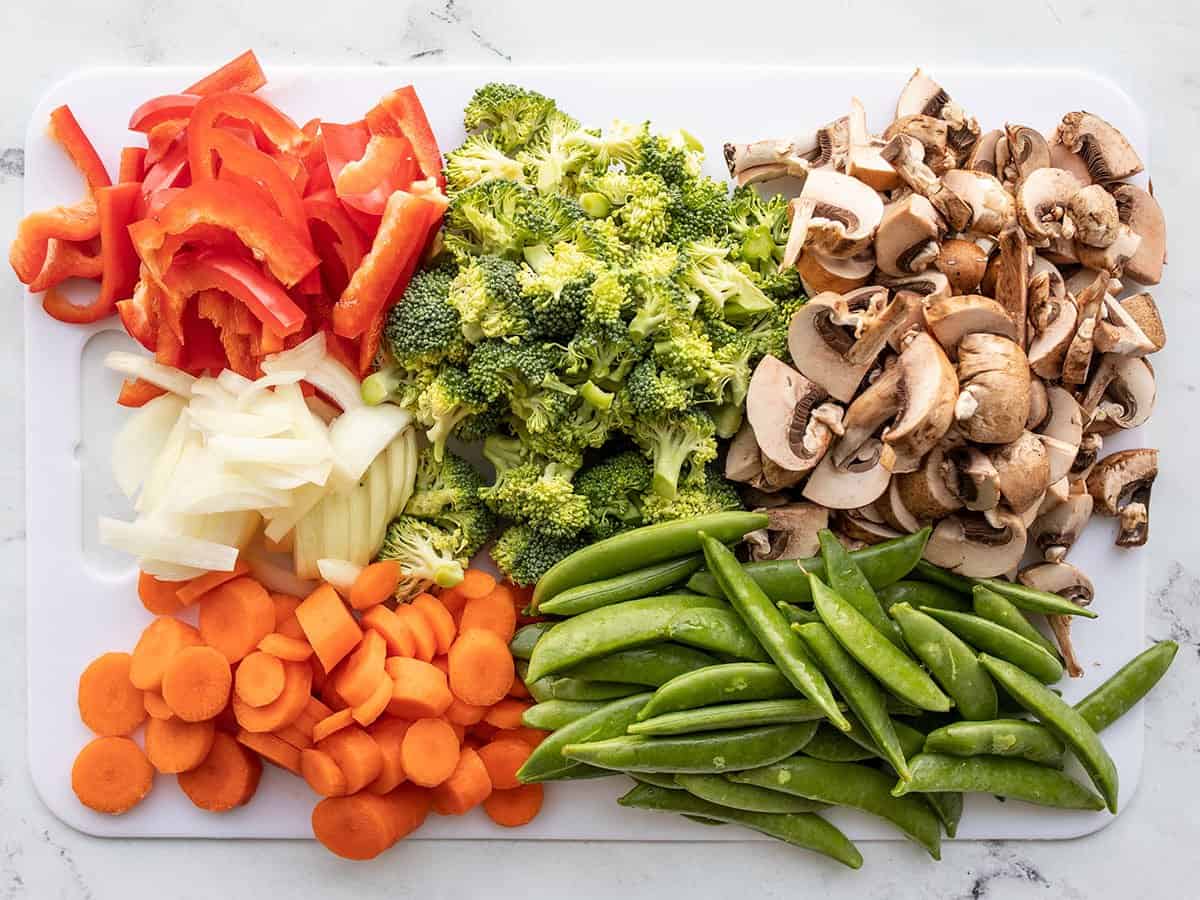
483 698 531 731
162 645 232 722
319 725 383 794
311 793 395 860
271 592 302 625
257 632 313 662
447 720 466 743
394 603 437 662
470 721 500 744
143 690 174 721
235 650 285 708
380 782 431 840
400 718 460 787
413 593 457 655
385 657 453 719
301 748 348 797
458 569 497 601
366 719 410 795
432 655 450 676
437 585 469 624
199 576 275 664
484 783 543 827
334 629 387 707
145 716 216 774
130 616 202 691
431 746 492 815
138 571 184 615
78 652 146 737
361 606 417 658
233 659 312 733
508 678 531 700
477 738 532 790
459 590 517 643
508 727 550 748
296 584 362 673
444 696 488 727
352 674 393 728
448 629 515 707
176 559 251 606
178 732 262 812
276 614 307 641
71 736 154 814
349 560 401 611
312 708 355 743
236 729 302 775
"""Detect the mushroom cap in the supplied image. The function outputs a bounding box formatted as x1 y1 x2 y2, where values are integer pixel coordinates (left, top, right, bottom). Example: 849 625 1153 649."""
879 476 927 532
1018 561 1095 606
940 169 1015 236
1027 292 1078 380
955 333 1032 444
1056 111 1144 183
883 115 955 174
725 420 764 484
923 294 1018 358
1069 184 1120 248
724 134 822 178
1082 355 1156 434
747 503 830 561
1016 167 1085 245
796 169 886 259
876 194 942 278
1037 385 1084 483
802 439 891 510
1030 255 1067 303
1085 448 1157 546
1075 223 1143 277
1047 140 1094 187
924 510 1028 578
1026 377 1050 431
787 293 874 403
893 443 965 521
993 224 1030 350
1110 184 1166 285
796 248 874 295
936 239 989 294
1092 295 1157 357
895 68 980 163
884 331 959 471
747 354 839 474
1030 492 1094 561
999 123 1051 183
989 430 1052 513
966 129 1003 176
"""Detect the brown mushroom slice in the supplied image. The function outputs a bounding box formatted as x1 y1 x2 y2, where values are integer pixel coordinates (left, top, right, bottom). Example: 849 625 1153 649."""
1055 112 1144 183
1016 168 1085 246
1070 433 1103 482
966 129 1002 175
796 248 875 295
1068 184 1120 248
759 457 810 492
880 476 928 532
726 420 765 485
1037 385 1084 483
1019 561 1095 677
940 169 1015 237
846 97 899 191
746 503 831 561
1027 288 1078 380
1030 255 1067 304
954 333 1032 444
924 510 1028 578
836 506 903 545
994 225 1030 348
746 354 841 474
724 135 821 179
1110 184 1166 285
1031 490 1094 562
1075 224 1143 277
880 135 972 232
732 163 792 188
883 115 955 174
1086 448 1158 547
1093 295 1157 356
1119 292 1165 352
1060 271 1108 385
893 443 966 521
1080 355 1156 434
1048 140 1094 186
834 362 902 468
998 123 1051 186
883 332 959 472
936 239 989 294
802 439 891 510
782 169 885 266
923 294 1018 358
989 431 1052 513
876 195 942 278
1026 377 1049 431
895 68 980 164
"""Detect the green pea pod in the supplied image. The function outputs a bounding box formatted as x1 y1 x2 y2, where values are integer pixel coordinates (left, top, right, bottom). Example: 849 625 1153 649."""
518 693 652 783
911 559 975 594
975 577 1099 619
972 586 1062 660
889 603 998 721
819 530 906 649
509 622 556 661
878 580 971 613
636 663 797 722
841 713 927 761
539 556 704 616
525 674 643 704
631 772 684 789
802 725 878 762
617 783 863 870
777 602 820 625
533 512 768 611
562 723 817 774
668 607 770 662
732 757 942 859
674 773 828 815
795 621 912 780
920 607 1064 685
922 791 963 839
895 752 1105 811
687 528 932 602
811 575 951 712
526 594 726 682
521 699 608 730
923 719 1065 766
1075 640 1179 733
701 536 848 730
979 655 1119 812
628 702 828 737
565 643 717 686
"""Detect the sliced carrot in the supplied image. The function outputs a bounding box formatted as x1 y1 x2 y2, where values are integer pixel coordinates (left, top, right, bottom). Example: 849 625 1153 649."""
437 585 469 624
199 576 275 664
78 652 145 737
271 592 302 628
176 558 250 606
334 629 387 707
484 783 544 827
143 690 174 720
448 629 515 707
458 569 497 601
394 603 436 662
312 793 395 860
352 674 393 727
162 645 233 722
301 748 348 797
233 659 313 733
361 605 417 658
470 722 500 743
413 593 457 656
235 650 286 707
385 658 453 719
432 655 450 676
447 720 466 743
178 732 263 812
213 701 240 735
444 696 488 726
431 747 492 815
366 719 410 795
319 725 383 794
138 571 184 615
349 560 401 611
508 727 550 748
320 679 349 712
296 583 362 672
477 738 532 790
237 729 302 775
379 782 431 840
508 678 531 700
129 616 202 691
490 582 522 617
459 590 517 643
274 721 314 750
71 736 154 814
145 717 216 774
310 654 329 693
312 708 355 743
483 698 531 731
400 718 459 788
292 697 333 736
257 632 313 662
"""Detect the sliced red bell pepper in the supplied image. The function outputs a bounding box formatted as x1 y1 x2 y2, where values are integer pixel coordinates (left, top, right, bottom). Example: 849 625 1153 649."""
369 87 445 190
116 278 160 351
197 289 258 377
116 378 168 407
333 134 419 215
48 105 112 193
198 129 310 246
185 50 267 96
27 238 102 293
304 189 368 295
118 147 147 183
165 251 307 338
181 308 230 374
145 120 189 167
142 138 191 196
9 198 100 285
188 92 308 180
321 121 370 182
128 94 201 133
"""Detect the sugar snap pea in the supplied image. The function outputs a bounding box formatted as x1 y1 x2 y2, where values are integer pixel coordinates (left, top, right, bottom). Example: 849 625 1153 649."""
687 528 931 602
667 607 770 662
889 602 998 721
971 586 1062 660
617 783 863 869
911 559 975 594
509 622 556 661
778 601 820 625
628 703 827 737
631 772 685 789
526 594 726 682
895 752 1105 811
525 673 643 703
636 663 797 721
562 723 817 774
733 757 943 858
1075 640 1179 733
522 699 608 730
701 536 848 730
980 655 1119 812
841 713 927 761
518 693 653 783
811 575 950 712
802 725 878 762
921 607 1064 685
796 621 912 779
539 555 704 616
878 580 971 613
923 719 1065 766
819 530 906 649
975 577 1099 619
674 773 828 814
565 643 717 686
922 791 963 838
532 512 767 611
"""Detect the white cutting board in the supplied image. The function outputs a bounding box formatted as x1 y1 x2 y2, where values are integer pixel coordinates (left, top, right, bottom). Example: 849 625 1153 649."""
25 64 1152 843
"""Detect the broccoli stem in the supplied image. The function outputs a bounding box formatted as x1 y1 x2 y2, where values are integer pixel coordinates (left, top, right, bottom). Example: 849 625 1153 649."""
579 192 612 218
712 402 744 438
361 366 403 406
434 559 466 588
579 380 614 411
651 442 691 500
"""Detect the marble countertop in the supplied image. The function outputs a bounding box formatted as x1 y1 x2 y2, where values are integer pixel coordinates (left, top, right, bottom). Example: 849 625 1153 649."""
3 1 1199 897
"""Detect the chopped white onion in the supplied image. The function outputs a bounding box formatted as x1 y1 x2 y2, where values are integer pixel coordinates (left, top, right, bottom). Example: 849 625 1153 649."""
208 435 330 466
217 369 255 396
100 517 238 571
112 393 186 499
305 394 341 425
317 558 363 596
262 331 326 375
262 483 328 544
307 356 364 412
105 351 196 397
236 370 305 410
328 405 412 489
187 406 292 438
137 558 210 582
244 545 317 597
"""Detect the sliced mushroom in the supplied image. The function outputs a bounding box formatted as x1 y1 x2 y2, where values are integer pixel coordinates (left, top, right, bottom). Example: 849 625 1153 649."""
759 456 810 492
1027 288 1078 379
994 225 1030 348
940 170 1015 236
835 508 903 545
846 97 900 191
746 503 830 560
1060 270 1108 385
998 123 1051 186
893 442 966 520
1055 111 1144 183
732 163 792 187
834 361 902 467
1071 432 1103 482
924 509 1027 577
1026 377 1049 430
726 420 765 484
1037 385 1084 483
1086 448 1158 547
796 248 875 295
936 239 989 294
1019 561 1094 677
1031 490 1093 562
783 169 885 265
1075 223 1142 277
923 294 1018 357
878 476 926 532
1080 355 1156 434
724 122 850 184
876 195 942 277
895 68 980 164
742 487 792 509
746 354 843 476
883 331 959 472
1093 294 1157 356
802 438 891 509
1110 184 1166 285
966 129 1002 175
989 430 1052 513
1030 255 1067 304
1016 168 1085 246
1040 475 1073 513
1117 292 1165 352
1068 184 1120 248
880 134 972 231
1048 140 1094 187
882 115 955 174
955 333 1032 444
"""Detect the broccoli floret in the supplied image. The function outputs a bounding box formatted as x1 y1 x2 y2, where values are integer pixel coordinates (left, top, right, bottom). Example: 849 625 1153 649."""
728 186 792 277
630 408 718 500
641 465 742 523
444 132 525 192
453 398 509 444
443 179 545 261
627 276 692 342
416 367 487 461
491 524 584 586
404 449 496 558
466 339 561 403
517 110 595 195
517 193 587 248
623 354 693 417
377 515 466 600
667 176 731 243
681 240 775 322
510 373 578 434
572 118 645 171
575 450 653 539
564 326 643 390
462 83 559 153
615 173 672 245
633 130 703 186
448 255 529 342
572 218 629 265
382 265 466 373
481 458 590 539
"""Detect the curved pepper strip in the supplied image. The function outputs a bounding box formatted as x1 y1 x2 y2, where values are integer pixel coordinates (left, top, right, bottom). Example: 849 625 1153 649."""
145 119 189 167
118 147 147 184
9 198 100 285
116 277 160 351
334 134 418 215
48 105 111 193
304 189 368 294
197 289 258 377
27 239 102 293
184 50 266 96
128 94 201 132
142 138 191 197
188 92 309 181
367 87 445 190
164 250 307 338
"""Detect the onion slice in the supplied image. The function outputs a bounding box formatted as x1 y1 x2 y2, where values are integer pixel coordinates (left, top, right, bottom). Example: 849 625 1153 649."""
105 351 196 397
99 517 238 571
317 558 363 596
112 393 186 499
328 405 412 489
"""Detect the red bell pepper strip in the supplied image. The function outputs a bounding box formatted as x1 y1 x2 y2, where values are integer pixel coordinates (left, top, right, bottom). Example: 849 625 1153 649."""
197 289 258 377
369 87 445 190
185 50 267 96
164 251 307 338
188 92 309 180
333 134 419 215
304 189 368 293
118 147 147 183
128 94 201 132
142 138 191 196
197 129 310 246
116 378 168 407
144 120 188 167
27 238 102 293
9 199 100 285
116 278 160 351
181 309 230 374
48 105 112 193
321 121 371 183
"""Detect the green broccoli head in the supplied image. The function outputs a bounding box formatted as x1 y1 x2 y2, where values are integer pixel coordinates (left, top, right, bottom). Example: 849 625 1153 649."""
378 515 467 601
564 325 644 391
481 458 591 539
575 450 653 539
640 465 743 524
615 173 672 246
444 132 526 192
415 367 487 461
627 275 692 343
516 110 595 195
443 179 546 261
462 83 559 153
629 407 718 500
404 449 496 559
466 338 561 403
448 255 529 342
453 398 509 444
666 176 731 243
633 130 704 186
728 185 793 277
681 240 775 323
383 265 466 373
623 354 694 418
490 524 584 587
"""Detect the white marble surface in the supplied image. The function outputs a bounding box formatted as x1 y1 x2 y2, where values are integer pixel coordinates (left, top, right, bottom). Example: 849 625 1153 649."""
2 1 1199 897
